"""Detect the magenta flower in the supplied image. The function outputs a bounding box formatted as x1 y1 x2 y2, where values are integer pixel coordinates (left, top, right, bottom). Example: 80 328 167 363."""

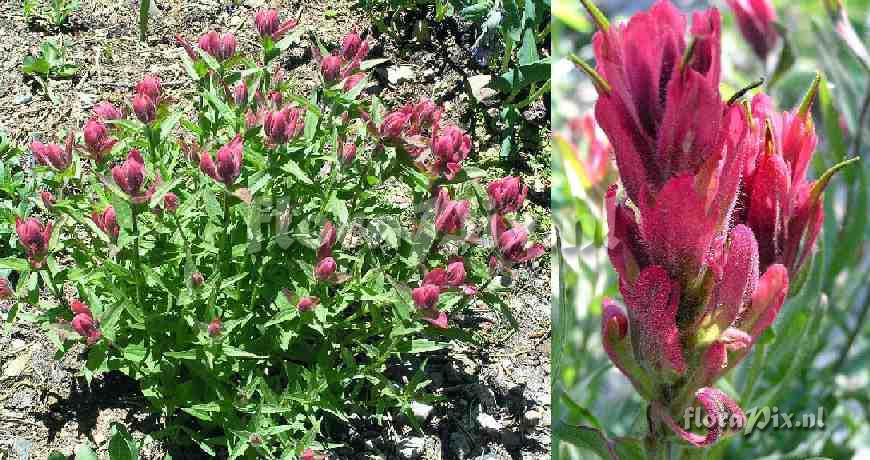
726 0 778 60
200 135 244 187
254 9 298 41
412 284 448 329
0 278 12 300
340 31 363 61
31 134 73 171
69 300 101 345
430 125 471 180
263 108 304 145
496 225 545 264
207 318 222 337
445 259 466 286
297 296 319 312
233 82 248 106
83 118 117 162
135 74 162 101
39 191 55 209
568 113 611 188
92 206 120 240
198 31 237 61
487 176 528 214
314 257 337 281
15 217 52 268
737 90 833 276
112 149 146 197
339 143 356 164
92 101 123 121
320 54 342 82
318 221 337 259
191 272 205 287
343 73 366 92
162 193 179 213
434 189 470 235
380 110 412 139
133 93 156 124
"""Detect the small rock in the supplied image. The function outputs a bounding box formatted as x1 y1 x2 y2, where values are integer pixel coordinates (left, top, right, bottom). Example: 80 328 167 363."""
14 94 32 105
11 339 26 351
522 409 541 428
410 401 433 421
387 65 415 85
13 437 32 460
78 92 98 108
476 412 502 432
398 436 426 459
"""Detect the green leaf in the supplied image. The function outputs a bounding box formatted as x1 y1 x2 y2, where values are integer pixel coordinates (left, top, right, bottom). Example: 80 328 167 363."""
490 57 551 93
283 159 313 185
0 257 29 271
48 453 67 460
108 423 140 460
75 445 99 460
327 195 349 224
553 420 617 460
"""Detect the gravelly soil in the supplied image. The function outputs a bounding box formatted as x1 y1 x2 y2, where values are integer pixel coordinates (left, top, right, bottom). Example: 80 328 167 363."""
0 0 551 458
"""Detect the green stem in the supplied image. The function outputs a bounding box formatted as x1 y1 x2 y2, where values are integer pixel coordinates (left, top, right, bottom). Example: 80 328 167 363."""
131 207 144 305
222 189 231 277
138 0 149 42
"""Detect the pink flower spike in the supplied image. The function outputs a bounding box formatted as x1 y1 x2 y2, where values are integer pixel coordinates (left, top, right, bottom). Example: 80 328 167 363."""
112 149 146 197
71 312 101 345
254 9 279 38
83 118 117 161
297 296 319 312
39 191 55 209
30 139 72 171
207 318 222 337
340 31 363 61
423 310 449 329
132 93 156 124
339 143 357 164
92 206 120 240
445 259 466 287
487 176 528 214
497 225 545 264
653 387 746 447
434 199 470 235
92 101 123 121
430 125 471 180
15 217 52 268
201 135 244 187
726 0 779 60
619 265 685 377
380 110 411 139
0 278 12 300
70 299 91 316
412 284 440 310
318 221 337 259
423 268 447 288
135 74 162 101
314 257 337 281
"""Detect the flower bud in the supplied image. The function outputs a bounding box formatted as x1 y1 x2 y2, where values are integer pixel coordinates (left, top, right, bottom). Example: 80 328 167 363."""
301 449 315 460
83 118 116 161
314 257 337 281
297 296 319 312
71 313 102 345
70 299 91 316
30 138 72 171
198 31 220 57
318 221 337 259
431 125 471 180
264 109 289 144
379 110 411 139
339 143 356 164
112 149 146 197
445 259 466 286
162 193 179 213
191 271 205 287
207 318 222 337
233 82 248 106
726 0 778 60
39 191 55 209
340 31 362 61
497 225 545 264
320 54 342 82
254 9 279 38
201 135 244 187
434 199 470 235
15 217 52 268
487 176 528 214
135 74 162 101
92 101 122 120
412 284 440 310
132 93 156 124
92 206 120 240
219 33 237 61
0 278 12 300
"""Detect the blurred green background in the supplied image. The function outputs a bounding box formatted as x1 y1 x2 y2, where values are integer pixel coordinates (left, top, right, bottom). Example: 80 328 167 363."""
552 0 870 458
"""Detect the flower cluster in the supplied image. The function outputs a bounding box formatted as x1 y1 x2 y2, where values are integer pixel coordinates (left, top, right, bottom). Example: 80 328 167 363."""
69 300 102 345
315 30 370 87
580 0 849 448
15 217 52 268
488 177 543 267
31 132 74 171
133 74 162 124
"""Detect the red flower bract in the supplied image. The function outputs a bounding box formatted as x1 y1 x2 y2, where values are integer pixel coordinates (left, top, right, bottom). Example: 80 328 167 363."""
726 0 778 60
201 135 244 187
15 217 52 268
